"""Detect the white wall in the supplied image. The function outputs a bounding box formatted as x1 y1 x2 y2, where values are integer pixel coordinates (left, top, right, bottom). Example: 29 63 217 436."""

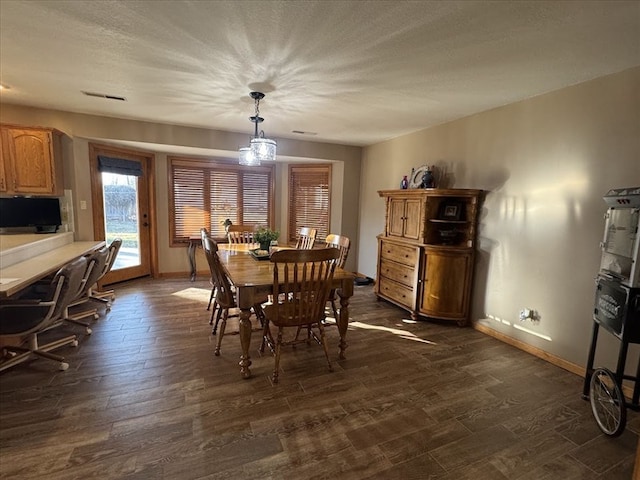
358 66 640 370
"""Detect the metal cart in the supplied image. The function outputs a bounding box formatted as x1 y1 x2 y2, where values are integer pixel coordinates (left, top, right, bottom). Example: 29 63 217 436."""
583 187 640 436
582 276 640 436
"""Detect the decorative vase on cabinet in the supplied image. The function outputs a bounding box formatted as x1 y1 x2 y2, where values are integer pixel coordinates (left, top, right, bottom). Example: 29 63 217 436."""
375 188 482 326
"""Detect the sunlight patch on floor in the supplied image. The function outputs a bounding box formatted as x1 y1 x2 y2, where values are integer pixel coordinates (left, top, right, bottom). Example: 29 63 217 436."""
171 286 210 301
349 321 437 344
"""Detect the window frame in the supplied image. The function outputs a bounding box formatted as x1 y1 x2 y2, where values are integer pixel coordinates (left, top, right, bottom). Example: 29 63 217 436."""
287 164 332 244
168 156 275 246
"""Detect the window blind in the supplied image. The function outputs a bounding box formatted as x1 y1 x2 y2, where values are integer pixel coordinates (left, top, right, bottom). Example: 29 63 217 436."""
97 155 143 177
169 158 274 245
288 165 331 244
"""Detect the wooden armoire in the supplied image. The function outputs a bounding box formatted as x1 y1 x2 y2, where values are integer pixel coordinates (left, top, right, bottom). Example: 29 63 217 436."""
376 188 482 326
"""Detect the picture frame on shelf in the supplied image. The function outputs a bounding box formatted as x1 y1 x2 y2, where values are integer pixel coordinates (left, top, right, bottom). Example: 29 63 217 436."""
438 200 463 221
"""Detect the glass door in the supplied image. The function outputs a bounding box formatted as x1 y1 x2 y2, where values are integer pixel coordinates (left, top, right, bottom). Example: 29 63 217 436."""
90 144 153 285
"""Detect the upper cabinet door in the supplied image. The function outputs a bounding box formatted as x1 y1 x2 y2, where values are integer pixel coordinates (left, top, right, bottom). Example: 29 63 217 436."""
402 198 423 240
388 197 407 237
1 126 64 196
387 197 424 240
6 128 55 194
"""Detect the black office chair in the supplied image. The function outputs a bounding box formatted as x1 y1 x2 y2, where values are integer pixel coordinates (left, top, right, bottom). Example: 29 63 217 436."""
63 246 111 333
87 238 122 310
0 256 88 372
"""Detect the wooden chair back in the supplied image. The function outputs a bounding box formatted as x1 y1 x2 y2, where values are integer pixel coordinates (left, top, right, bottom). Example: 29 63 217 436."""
295 227 317 249
325 234 350 268
268 248 340 327
202 234 235 309
200 227 210 245
227 225 256 244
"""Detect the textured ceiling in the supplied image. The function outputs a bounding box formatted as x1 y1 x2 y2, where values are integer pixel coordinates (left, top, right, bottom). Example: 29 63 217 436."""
1 0 639 147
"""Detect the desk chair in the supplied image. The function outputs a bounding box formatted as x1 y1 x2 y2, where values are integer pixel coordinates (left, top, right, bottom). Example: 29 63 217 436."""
261 247 340 384
88 238 122 310
0 256 88 372
63 246 110 334
295 227 317 249
227 225 256 244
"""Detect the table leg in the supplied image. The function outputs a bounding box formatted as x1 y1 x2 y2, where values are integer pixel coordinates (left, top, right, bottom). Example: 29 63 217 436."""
337 280 353 360
239 307 253 378
187 240 197 281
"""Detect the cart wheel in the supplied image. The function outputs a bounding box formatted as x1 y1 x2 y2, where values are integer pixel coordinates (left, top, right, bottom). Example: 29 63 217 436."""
589 367 626 437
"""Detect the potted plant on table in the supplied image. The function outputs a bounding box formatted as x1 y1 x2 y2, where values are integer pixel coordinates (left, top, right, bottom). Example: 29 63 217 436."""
254 227 279 252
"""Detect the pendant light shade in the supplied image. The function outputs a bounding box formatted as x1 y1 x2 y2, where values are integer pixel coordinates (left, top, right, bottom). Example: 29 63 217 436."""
238 146 258 166
250 137 276 161
238 91 276 165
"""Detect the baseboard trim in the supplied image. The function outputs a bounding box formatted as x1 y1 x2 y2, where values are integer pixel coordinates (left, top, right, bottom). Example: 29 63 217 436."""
473 322 584 377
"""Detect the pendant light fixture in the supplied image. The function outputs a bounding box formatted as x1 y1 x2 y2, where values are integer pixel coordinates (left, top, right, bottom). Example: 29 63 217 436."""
238 91 276 166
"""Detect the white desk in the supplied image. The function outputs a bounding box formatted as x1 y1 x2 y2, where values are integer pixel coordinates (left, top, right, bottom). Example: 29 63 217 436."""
0 241 105 298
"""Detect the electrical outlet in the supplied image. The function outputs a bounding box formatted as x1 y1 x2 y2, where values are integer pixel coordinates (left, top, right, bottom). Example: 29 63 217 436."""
519 308 540 322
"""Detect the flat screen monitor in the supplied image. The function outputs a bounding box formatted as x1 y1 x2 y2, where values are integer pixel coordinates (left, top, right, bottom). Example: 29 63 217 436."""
0 197 62 232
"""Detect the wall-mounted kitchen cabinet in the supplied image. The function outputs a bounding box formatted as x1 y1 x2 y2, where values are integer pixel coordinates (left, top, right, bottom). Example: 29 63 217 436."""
376 188 482 326
0 125 64 196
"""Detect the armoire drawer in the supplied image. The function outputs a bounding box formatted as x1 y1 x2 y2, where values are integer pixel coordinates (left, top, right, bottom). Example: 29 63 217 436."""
378 277 414 309
379 259 414 288
379 241 417 267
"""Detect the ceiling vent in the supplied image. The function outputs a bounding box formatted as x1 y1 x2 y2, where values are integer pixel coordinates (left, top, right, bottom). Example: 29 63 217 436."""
292 130 317 136
82 91 126 101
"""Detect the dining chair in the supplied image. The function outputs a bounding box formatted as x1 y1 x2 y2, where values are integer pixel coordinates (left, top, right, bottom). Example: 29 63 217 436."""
201 227 218 320
0 256 88 372
295 227 317 249
202 233 266 355
87 238 122 310
227 224 256 244
260 247 340 384
324 234 351 319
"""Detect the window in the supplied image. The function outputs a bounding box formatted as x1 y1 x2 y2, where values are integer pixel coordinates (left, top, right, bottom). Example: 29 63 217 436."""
288 164 331 244
169 157 274 245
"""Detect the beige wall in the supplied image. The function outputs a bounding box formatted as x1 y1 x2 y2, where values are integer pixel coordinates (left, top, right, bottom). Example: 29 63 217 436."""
358 66 640 370
0 106 362 273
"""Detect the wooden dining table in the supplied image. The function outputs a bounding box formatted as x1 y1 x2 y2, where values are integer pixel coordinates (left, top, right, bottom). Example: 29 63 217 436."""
217 244 356 379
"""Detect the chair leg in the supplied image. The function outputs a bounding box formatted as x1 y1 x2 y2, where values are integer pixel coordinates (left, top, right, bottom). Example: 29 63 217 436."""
261 319 276 355
330 299 339 321
253 304 265 328
64 306 95 335
0 333 78 372
207 287 217 312
272 327 283 384
214 308 229 356
209 297 219 329
211 305 223 335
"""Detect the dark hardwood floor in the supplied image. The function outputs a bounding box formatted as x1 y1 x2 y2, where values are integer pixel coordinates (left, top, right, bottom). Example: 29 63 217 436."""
1 277 637 479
